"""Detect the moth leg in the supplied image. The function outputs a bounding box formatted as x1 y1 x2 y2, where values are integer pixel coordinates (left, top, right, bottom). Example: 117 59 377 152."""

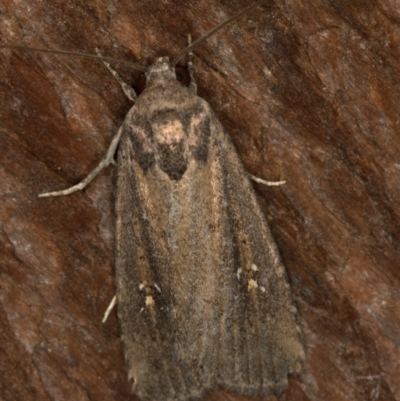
187 34 197 94
95 48 137 102
39 125 123 197
249 174 286 186
102 295 117 323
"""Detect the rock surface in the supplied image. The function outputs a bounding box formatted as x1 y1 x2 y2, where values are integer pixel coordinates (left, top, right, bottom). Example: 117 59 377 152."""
1 1 399 400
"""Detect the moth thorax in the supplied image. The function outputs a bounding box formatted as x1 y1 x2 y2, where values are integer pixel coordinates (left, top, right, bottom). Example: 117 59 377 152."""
146 57 176 86
151 110 186 145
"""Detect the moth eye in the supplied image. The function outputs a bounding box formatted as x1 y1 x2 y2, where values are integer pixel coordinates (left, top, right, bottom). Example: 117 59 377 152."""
135 72 147 95
175 65 191 87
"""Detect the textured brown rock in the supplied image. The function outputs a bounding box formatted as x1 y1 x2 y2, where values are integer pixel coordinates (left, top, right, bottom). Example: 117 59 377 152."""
0 1 399 401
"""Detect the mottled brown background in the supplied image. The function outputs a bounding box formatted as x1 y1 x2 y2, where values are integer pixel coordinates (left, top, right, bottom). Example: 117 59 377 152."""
1 0 399 400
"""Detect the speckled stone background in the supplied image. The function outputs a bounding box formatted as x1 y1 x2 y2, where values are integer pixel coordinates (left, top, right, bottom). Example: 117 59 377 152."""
1 1 399 400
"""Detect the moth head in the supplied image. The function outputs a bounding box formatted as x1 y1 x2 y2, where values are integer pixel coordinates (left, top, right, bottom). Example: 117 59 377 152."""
135 57 191 94
145 57 176 86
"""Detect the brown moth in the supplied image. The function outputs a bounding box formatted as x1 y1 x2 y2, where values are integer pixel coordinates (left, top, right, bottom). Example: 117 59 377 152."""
111 58 305 401
1 1 304 400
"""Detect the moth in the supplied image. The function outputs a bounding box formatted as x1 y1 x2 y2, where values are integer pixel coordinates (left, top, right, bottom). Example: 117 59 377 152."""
1 1 304 400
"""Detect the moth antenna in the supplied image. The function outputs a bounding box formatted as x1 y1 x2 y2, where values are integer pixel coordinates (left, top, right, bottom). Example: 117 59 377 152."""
172 0 268 66
0 44 146 72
